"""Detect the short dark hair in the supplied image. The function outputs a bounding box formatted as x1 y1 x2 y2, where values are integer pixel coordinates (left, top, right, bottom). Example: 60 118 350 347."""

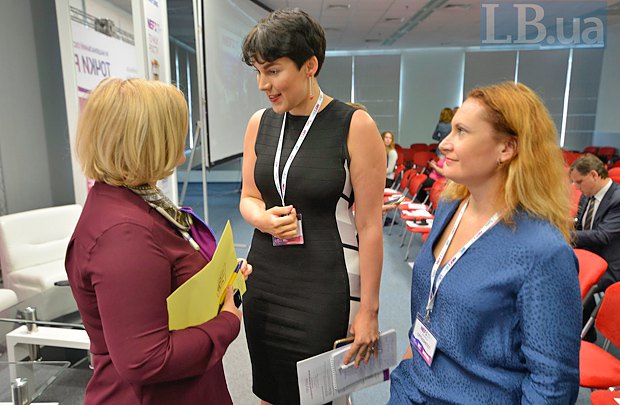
242 8 326 76
570 153 609 179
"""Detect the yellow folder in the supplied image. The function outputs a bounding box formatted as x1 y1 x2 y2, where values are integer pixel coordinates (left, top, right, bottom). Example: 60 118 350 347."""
167 221 246 331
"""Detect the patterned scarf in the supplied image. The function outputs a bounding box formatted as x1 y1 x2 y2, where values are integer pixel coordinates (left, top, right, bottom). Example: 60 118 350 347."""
127 184 192 231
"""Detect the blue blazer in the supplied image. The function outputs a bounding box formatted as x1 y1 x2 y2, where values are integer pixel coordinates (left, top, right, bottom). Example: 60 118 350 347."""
574 180 620 288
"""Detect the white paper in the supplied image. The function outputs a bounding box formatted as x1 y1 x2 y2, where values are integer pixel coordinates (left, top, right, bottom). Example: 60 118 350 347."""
297 330 397 405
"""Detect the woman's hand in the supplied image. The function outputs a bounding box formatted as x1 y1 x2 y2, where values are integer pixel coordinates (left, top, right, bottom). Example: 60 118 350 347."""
257 205 299 239
220 286 242 320
343 308 380 368
237 259 253 281
382 203 397 213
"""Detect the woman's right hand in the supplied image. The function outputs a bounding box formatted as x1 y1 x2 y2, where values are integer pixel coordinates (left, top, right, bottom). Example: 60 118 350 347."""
258 205 299 239
220 286 242 320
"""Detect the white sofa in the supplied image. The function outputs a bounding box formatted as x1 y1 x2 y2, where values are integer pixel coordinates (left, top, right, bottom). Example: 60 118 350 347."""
0 288 18 311
0 204 82 302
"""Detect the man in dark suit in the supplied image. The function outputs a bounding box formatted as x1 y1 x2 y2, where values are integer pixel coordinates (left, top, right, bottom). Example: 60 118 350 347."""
569 154 620 341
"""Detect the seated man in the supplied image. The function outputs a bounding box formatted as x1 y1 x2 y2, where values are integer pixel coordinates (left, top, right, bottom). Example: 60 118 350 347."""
569 154 620 341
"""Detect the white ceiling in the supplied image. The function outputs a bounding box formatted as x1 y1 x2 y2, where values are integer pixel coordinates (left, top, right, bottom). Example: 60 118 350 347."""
111 0 619 51
258 0 619 50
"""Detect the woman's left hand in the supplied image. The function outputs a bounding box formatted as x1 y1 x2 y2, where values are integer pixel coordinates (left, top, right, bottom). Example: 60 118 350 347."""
343 308 380 368
237 259 253 280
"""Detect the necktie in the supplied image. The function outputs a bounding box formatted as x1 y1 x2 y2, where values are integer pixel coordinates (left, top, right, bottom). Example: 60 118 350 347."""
583 197 596 230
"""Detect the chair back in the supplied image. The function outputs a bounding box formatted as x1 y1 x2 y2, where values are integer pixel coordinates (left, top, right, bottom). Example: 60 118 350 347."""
409 143 428 152
595 282 620 347
598 146 616 162
411 151 437 172
428 179 446 212
0 204 82 300
407 174 428 199
608 167 620 183
574 248 608 300
583 146 599 155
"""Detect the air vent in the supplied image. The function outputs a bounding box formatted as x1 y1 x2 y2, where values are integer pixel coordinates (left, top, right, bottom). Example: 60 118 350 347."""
385 17 404 22
364 39 382 43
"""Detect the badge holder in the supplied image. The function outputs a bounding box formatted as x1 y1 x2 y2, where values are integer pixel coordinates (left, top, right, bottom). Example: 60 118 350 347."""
411 313 437 367
273 213 304 246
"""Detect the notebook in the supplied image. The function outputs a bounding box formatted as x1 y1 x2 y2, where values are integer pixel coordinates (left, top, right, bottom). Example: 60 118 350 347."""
329 329 397 391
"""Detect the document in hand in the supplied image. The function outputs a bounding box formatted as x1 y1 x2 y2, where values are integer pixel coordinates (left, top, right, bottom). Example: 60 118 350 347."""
166 221 246 331
296 329 397 405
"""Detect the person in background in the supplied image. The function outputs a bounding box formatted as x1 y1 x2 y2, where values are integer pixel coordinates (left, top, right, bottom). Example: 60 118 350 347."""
431 107 454 143
240 8 384 405
569 153 620 342
383 130 398 187
415 153 446 203
66 78 252 404
389 82 580 404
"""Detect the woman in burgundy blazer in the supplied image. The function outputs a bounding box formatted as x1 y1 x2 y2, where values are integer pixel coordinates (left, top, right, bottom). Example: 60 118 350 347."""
65 78 251 404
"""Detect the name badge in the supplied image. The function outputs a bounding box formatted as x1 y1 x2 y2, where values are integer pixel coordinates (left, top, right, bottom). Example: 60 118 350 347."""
273 213 304 246
411 313 437 367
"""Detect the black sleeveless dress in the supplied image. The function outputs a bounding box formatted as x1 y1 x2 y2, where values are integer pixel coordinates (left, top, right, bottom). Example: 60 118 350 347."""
244 99 361 404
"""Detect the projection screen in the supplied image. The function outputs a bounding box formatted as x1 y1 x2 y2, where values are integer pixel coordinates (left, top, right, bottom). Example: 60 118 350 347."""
201 0 269 166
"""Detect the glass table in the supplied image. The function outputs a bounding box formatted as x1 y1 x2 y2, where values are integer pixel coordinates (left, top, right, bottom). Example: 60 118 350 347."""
0 361 69 404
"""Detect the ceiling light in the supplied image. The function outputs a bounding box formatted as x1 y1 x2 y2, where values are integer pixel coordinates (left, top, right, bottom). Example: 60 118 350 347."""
444 4 471 10
327 4 351 10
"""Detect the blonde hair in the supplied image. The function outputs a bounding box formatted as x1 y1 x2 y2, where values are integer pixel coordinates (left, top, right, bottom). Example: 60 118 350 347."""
76 78 188 187
442 81 573 242
439 107 454 123
382 131 395 153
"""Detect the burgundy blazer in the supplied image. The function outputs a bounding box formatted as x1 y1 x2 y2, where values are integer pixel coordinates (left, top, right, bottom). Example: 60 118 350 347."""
65 182 240 404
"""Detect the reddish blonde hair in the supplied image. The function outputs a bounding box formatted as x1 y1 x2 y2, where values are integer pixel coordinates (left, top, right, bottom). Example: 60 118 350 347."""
442 81 573 242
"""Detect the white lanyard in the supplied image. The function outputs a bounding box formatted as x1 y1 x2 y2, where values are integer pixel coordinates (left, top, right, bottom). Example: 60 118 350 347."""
424 198 501 321
273 91 324 206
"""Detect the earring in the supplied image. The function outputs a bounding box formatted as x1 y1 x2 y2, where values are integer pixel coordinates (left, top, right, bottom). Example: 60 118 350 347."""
497 159 504 167
308 76 313 100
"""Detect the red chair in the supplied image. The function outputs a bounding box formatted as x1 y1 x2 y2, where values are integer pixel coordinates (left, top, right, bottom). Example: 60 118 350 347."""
411 151 437 174
580 282 620 389
393 174 430 237
584 146 599 155
608 167 620 184
591 390 620 405
598 147 616 162
574 248 608 301
428 143 439 152
402 179 446 260
563 150 582 166
409 143 429 152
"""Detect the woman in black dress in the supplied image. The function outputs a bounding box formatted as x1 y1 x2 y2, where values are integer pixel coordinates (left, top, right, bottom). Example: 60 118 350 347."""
240 8 385 405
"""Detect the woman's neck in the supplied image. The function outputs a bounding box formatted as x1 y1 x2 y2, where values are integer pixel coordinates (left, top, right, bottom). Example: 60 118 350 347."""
466 177 506 219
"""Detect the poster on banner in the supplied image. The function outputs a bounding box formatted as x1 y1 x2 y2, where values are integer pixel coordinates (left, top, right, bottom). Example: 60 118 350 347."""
143 0 165 81
72 21 138 108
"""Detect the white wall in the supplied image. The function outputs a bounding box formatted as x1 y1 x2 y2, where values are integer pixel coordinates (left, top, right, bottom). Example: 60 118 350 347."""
399 49 464 147
594 24 620 148
0 0 55 213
